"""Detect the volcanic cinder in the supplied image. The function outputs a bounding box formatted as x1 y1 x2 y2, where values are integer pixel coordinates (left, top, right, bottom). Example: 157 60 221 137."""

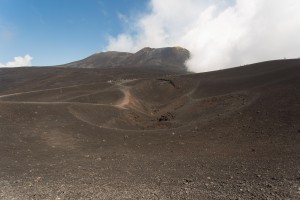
0 47 299 199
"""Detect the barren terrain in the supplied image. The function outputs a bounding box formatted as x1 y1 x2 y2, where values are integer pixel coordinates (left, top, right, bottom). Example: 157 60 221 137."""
0 59 300 199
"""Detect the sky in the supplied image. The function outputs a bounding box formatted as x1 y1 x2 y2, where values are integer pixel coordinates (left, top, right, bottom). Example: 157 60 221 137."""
1 0 300 72
0 0 148 66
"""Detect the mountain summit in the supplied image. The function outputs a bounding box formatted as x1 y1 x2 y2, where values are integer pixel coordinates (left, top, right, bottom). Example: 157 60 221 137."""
61 47 190 72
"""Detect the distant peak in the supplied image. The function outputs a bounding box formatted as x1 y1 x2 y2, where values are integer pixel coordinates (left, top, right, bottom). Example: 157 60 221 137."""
174 46 188 50
62 46 190 72
136 46 188 53
138 47 153 52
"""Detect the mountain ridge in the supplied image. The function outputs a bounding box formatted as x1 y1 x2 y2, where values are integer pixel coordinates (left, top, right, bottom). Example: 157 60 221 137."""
60 46 190 72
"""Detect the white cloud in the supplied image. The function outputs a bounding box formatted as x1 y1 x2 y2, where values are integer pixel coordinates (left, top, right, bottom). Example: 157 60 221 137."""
0 55 33 68
117 12 129 24
106 0 300 72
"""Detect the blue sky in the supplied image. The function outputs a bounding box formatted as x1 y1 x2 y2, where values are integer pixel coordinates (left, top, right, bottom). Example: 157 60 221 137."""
0 0 148 66
1 0 300 72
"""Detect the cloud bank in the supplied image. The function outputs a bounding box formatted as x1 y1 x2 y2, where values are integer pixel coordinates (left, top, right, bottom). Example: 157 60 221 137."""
106 0 300 72
0 55 33 68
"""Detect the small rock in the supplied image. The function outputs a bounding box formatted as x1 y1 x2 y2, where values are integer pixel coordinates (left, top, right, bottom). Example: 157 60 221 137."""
266 183 273 188
183 179 192 184
35 177 42 182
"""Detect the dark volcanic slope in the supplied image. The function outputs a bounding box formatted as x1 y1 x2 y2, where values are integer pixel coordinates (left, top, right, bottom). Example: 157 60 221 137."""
0 67 180 96
0 59 299 199
60 47 190 72
61 51 132 68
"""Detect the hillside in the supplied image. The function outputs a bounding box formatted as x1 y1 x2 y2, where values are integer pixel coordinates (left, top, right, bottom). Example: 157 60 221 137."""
0 59 299 199
59 47 190 72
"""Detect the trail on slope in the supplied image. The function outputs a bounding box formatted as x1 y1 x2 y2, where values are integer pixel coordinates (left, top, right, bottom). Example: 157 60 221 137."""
115 87 130 108
0 79 148 130
113 79 140 110
0 82 104 99
0 80 136 109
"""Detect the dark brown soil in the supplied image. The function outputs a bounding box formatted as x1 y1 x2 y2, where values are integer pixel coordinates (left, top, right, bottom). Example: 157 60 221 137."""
0 60 299 199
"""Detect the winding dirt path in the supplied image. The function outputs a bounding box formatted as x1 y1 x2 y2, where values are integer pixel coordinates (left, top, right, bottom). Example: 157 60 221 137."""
115 87 131 108
0 79 137 110
0 82 104 99
113 79 138 109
